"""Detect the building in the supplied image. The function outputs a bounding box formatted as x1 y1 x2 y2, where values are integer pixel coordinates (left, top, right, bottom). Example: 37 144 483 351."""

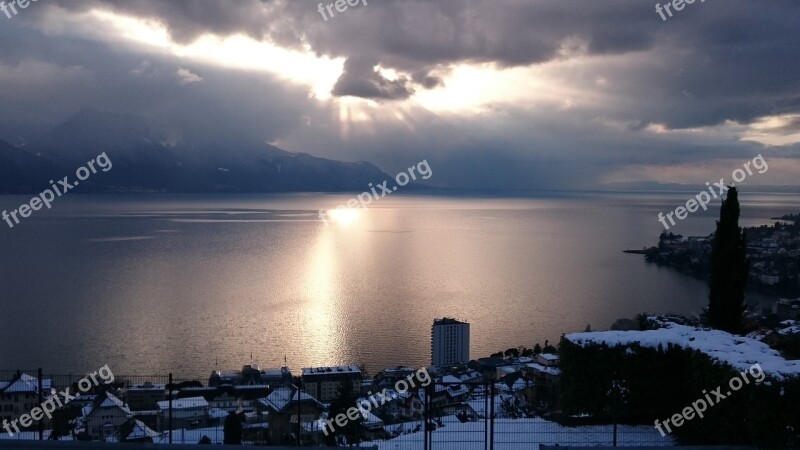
301 366 362 402
262 367 293 387
0 373 53 427
208 365 293 388
156 396 209 430
522 353 561 408
777 298 800 320
125 382 166 411
760 272 781 286
431 318 470 366
80 391 133 440
256 387 324 444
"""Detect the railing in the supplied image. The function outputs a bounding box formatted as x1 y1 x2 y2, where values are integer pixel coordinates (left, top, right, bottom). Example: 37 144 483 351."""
0 370 669 449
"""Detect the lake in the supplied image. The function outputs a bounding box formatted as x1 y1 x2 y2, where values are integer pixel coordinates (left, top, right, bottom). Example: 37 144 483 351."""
0 191 795 379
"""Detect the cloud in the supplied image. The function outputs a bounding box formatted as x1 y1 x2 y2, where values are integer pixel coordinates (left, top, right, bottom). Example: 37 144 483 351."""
0 0 797 189
332 57 415 100
176 68 203 85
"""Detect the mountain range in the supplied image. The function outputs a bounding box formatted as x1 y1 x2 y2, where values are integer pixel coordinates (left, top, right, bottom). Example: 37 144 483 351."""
0 108 390 194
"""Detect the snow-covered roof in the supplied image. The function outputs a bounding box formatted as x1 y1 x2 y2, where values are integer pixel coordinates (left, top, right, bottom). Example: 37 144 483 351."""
128 382 165 391
258 387 321 413
82 392 132 418
156 396 208 411
441 375 461 384
539 353 559 362
302 365 361 376
778 325 800 336
525 363 561 376
208 408 229 420
497 366 519 376
124 419 161 440
511 378 530 391
447 385 469 398
361 409 384 428
1 374 51 394
565 322 800 380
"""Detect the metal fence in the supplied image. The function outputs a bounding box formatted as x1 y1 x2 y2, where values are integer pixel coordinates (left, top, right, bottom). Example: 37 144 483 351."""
0 370 669 449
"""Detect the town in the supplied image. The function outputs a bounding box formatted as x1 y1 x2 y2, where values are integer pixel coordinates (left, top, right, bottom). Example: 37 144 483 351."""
0 318 570 446
2 315 800 447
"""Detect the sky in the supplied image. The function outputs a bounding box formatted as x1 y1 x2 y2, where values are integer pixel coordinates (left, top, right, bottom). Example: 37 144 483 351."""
0 0 799 190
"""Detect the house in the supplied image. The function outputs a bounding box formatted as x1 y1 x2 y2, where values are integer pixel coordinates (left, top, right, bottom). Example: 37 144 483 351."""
760 272 781 286
536 353 559 367
301 365 362 402
474 357 508 380
118 418 161 443
359 408 385 439
80 391 132 440
522 354 561 407
257 387 324 445
0 373 52 426
208 365 293 388
429 383 460 411
777 298 800 320
262 367 293 387
366 388 424 422
124 382 165 411
156 396 209 431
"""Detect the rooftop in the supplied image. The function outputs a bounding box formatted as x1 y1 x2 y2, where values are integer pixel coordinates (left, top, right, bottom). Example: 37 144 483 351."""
302 365 362 376
433 317 469 326
157 396 209 410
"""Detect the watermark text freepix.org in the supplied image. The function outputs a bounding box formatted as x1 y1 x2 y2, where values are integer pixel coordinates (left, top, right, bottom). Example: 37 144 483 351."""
322 366 432 436
654 362 765 437
319 159 432 226
318 0 367 21
657 154 767 231
2 152 113 230
1 0 37 20
2 365 115 437
655 0 707 22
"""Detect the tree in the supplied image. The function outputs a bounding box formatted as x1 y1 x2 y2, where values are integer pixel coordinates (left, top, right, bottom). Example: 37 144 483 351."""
223 412 243 445
323 382 364 446
504 347 520 358
707 186 749 334
533 343 542 354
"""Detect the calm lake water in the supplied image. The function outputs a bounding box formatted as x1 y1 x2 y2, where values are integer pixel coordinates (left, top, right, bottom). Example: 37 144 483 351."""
0 191 796 379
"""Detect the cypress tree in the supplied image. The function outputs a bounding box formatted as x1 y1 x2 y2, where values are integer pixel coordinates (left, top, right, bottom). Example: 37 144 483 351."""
707 186 749 333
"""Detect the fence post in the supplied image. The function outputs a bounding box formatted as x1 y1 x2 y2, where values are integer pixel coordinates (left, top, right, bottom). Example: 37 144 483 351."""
488 382 495 450
37 368 43 441
296 385 301 447
484 383 489 450
424 381 432 450
612 380 618 447
168 373 173 444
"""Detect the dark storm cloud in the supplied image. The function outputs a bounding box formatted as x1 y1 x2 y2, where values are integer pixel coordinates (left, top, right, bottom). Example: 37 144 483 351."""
38 0 800 124
332 56 415 100
0 0 798 189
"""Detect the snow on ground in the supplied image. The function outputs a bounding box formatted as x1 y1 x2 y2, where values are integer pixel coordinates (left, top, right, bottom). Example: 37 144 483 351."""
0 431 62 440
156 426 223 444
365 414 672 450
565 322 800 380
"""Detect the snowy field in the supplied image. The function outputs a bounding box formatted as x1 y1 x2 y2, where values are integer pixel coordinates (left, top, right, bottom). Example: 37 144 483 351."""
366 414 672 450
